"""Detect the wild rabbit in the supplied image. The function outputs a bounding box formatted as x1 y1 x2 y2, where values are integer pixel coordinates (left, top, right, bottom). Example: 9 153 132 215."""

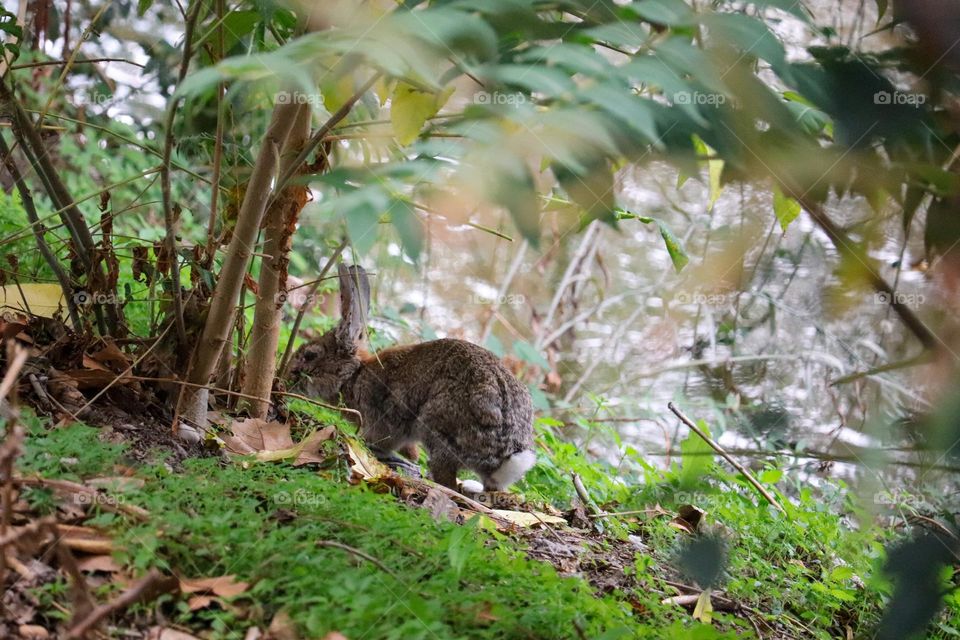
289 264 535 492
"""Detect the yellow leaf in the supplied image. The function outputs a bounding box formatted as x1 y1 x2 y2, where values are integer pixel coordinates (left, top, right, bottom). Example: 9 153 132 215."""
390 83 450 146
0 283 65 319
693 135 723 211
692 589 713 623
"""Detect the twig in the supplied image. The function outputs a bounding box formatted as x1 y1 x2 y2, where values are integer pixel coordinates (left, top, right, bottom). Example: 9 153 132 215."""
159 0 204 346
667 403 786 515
273 390 363 426
276 239 347 380
14 476 150 521
0 416 24 587
794 195 937 351
571 473 602 517
51 523 96 626
315 540 403 582
0 344 28 402
66 568 175 639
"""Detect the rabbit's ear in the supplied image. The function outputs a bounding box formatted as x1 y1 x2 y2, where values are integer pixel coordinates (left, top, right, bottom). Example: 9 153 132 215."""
336 264 369 347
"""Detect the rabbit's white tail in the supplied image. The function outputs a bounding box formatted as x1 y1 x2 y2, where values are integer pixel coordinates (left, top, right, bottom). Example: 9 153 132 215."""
487 450 536 491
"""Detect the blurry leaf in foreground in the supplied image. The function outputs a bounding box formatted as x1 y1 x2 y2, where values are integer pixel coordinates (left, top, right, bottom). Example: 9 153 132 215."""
390 82 451 146
877 531 957 640
675 532 728 590
554 161 618 227
387 199 424 262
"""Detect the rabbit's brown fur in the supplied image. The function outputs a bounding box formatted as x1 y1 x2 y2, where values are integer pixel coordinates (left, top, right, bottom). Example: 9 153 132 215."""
289 265 535 491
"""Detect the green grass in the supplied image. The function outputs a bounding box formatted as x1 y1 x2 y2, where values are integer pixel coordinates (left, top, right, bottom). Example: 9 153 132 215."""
10 409 960 639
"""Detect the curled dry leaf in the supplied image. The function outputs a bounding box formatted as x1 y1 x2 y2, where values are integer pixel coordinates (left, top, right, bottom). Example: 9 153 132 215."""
77 555 121 573
222 419 336 465
180 574 250 599
146 628 202 640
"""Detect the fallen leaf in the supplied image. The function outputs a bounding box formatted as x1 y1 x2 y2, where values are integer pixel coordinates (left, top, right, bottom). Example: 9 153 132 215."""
146 627 203 640
18 625 49 639
669 504 706 534
187 594 220 611
345 438 388 482
222 419 294 456
77 555 121 573
268 610 299 640
292 426 336 466
490 509 566 527
180 575 249 598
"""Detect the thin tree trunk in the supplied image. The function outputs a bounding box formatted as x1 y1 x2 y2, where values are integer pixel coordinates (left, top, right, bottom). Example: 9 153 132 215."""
177 98 302 431
240 103 312 418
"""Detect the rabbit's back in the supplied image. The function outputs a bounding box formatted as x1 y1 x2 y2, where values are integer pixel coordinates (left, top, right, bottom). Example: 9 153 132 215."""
350 339 533 474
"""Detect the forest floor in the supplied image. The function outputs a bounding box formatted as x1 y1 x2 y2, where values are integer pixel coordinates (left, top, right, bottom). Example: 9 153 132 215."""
0 320 958 639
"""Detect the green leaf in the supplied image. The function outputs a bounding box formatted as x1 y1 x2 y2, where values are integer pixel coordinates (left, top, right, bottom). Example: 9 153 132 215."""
678 420 714 489
447 519 475 579
758 468 783 484
387 199 424 262
137 0 154 16
773 186 802 231
487 64 576 98
617 211 689 272
630 0 696 27
701 13 789 79
656 219 689 272
555 161 617 227
390 82 451 146
513 340 550 369
692 135 723 212
582 84 660 146
489 156 541 247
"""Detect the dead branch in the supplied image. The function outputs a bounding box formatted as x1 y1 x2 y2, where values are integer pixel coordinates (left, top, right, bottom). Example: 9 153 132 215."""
66 568 175 639
667 403 786 515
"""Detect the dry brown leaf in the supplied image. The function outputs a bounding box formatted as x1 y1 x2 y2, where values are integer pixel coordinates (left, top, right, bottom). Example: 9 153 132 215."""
17 625 50 639
187 594 220 611
669 505 705 534
222 419 294 456
180 574 249 598
292 425 336 466
88 342 130 370
345 438 387 482
146 627 203 640
267 610 299 640
77 555 121 573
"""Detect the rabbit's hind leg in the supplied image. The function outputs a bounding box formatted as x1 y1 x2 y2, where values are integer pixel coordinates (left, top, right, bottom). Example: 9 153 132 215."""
424 445 461 490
